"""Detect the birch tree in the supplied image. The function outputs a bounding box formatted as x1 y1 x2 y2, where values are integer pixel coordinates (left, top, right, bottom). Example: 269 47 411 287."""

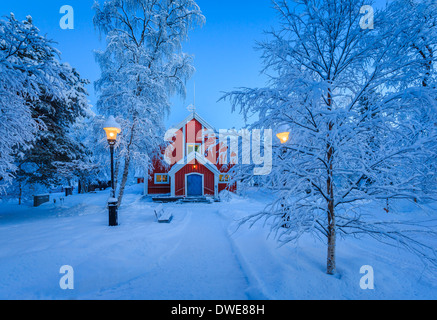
223 0 437 274
93 0 205 206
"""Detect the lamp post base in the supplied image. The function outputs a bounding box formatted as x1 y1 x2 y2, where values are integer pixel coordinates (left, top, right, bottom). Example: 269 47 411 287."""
108 199 118 226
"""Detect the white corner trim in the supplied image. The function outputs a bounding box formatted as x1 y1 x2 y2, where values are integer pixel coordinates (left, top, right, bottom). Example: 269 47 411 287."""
170 172 176 197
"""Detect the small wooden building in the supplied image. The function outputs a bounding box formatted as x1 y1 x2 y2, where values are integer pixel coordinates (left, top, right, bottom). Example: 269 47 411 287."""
145 111 236 198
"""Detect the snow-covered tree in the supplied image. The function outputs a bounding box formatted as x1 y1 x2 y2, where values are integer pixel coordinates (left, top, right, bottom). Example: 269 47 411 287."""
0 14 62 190
14 64 92 188
93 0 205 206
0 14 97 196
223 0 437 274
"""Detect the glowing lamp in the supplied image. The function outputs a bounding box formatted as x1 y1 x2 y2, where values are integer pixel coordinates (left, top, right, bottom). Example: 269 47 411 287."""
103 116 121 145
276 132 290 144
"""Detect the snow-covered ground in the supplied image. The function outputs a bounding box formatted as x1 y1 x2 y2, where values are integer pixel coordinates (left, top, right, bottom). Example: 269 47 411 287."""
0 185 436 300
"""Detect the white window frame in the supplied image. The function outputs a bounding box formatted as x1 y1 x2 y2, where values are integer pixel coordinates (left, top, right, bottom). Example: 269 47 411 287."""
186 143 202 156
154 173 170 185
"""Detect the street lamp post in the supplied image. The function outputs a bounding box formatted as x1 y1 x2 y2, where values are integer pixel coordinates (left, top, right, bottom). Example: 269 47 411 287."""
104 116 121 227
109 142 115 195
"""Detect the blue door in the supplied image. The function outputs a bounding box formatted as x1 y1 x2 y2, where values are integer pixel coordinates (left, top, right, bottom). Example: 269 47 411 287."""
187 174 203 196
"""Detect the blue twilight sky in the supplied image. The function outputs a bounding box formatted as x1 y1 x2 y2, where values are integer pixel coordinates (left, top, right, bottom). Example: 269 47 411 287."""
0 0 389 130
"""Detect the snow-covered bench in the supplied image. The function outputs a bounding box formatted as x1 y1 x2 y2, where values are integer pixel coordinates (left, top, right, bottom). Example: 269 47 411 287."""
33 194 50 207
154 204 173 223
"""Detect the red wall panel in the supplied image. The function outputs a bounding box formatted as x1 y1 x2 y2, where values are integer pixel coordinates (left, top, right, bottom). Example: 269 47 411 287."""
148 157 171 194
175 161 215 196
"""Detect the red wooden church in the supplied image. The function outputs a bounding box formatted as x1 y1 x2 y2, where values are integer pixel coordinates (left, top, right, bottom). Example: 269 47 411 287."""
144 111 236 199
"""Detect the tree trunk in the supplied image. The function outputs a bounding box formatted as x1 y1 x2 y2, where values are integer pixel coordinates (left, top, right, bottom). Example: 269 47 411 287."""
116 121 136 207
117 154 131 208
326 141 336 274
18 182 22 205
114 157 120 187
326 85 336 275
80 178 89 194
327 196 336 274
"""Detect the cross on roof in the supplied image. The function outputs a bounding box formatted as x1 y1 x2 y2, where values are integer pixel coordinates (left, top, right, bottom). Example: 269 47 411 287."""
187 104 196 113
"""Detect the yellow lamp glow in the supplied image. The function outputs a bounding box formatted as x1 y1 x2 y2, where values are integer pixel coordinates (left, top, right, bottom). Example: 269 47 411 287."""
103 116 121 143
276 132 290 144
104 127 121 141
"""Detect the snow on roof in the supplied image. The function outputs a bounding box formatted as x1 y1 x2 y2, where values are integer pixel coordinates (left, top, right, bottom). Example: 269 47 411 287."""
172 111 216 132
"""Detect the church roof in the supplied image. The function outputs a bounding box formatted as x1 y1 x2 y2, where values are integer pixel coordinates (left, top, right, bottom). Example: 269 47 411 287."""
172 111 216 132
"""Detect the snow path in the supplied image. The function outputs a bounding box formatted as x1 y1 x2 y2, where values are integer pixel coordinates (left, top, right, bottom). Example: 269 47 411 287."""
90 208 251 300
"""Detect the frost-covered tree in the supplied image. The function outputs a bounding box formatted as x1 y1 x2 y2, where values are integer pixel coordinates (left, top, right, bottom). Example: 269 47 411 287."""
15 65 92 188
0 14 96 196
223 0 437 274
0 14 63 190
93 0 205 206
